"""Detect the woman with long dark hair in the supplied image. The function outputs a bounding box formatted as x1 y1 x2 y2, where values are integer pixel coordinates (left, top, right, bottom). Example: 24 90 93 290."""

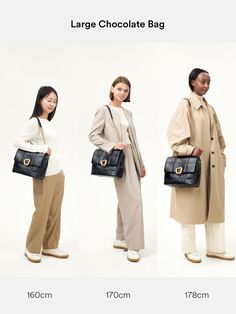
89 76 146 262
14 86 68 263
167 68 234 263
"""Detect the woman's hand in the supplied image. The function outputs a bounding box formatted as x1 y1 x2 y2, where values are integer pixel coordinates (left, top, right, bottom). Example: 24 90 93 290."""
192 147 203 156
140 166 146 178
114 142 127 150
47 147 52 156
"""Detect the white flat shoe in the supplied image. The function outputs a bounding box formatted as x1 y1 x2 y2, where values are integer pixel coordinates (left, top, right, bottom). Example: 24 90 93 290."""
25 248 41 263
42 248 69 259
206 252 235 261
127 250 140 262
184 252 202 263
113 240 127 250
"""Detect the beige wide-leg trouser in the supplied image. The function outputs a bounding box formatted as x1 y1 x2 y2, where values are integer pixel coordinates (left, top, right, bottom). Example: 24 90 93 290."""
114 145 145 250
181 223 226 253
26 171 65 253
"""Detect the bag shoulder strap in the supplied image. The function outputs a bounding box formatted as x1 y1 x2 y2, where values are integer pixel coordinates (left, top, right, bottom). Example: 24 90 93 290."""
35 117 47 145
183 98 195 124
183 97 191 107
104 105 121 142
104 105 113 120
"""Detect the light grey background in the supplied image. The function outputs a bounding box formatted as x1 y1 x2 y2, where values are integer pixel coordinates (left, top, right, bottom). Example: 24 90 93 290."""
1 0 236 313
0 0 236 41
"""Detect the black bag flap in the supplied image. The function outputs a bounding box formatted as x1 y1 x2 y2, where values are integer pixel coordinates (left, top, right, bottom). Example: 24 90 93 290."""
14 149 47 168
165 156 200 174
92 149 123 166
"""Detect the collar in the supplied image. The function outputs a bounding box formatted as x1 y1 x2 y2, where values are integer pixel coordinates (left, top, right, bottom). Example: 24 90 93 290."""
189 92 208 110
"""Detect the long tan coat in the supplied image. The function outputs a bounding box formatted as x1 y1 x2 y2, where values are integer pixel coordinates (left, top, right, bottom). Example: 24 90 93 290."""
89 105 144 176
167 92 226 224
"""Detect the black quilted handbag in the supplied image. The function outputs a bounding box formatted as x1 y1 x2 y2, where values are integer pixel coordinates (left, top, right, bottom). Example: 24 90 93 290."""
91 149 125 178
91 105 125 178
12 117 49 180
164 156 201 187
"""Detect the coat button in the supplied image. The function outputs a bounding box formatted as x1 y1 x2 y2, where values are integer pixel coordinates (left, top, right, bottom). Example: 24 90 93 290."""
211 137 214 140
212 165 215 167
211 151 214 154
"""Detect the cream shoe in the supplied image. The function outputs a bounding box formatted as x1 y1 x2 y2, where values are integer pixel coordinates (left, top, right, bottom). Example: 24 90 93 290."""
113 240 127 250
42 248 69 259
184 252 202 263
25 248 41 263
206 252 235 261
127 250 140 262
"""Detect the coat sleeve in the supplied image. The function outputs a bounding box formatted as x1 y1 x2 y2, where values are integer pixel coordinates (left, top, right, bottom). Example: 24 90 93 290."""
14 118 48 153
167 101 195 156
213 110 226 166
88 107 116 153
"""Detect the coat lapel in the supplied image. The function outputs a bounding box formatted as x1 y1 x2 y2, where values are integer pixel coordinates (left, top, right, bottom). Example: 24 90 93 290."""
123 109 140 158
204 99 214 136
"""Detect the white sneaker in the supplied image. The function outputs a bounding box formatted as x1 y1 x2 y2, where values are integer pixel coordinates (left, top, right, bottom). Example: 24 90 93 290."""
206 251 235 261
184 252 202 263
25 248 41 263
113 240 127 250
42 248 69 259
127 250 140 262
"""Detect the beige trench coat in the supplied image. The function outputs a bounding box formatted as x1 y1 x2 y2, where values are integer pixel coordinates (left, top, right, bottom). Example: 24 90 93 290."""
89 105 144 176
167 92 226 224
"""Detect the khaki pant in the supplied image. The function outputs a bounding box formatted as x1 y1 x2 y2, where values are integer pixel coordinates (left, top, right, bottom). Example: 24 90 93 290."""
114 145 145 250
181 223 225 253
26 171 65 253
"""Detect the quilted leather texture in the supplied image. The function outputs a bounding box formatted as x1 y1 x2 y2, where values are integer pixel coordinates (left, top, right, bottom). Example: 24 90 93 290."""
91 149 125 178
12 149 49 180
164 156 201 187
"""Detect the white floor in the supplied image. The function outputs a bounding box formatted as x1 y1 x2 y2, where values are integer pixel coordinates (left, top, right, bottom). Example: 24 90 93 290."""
157 187 236 278
0 242 157 278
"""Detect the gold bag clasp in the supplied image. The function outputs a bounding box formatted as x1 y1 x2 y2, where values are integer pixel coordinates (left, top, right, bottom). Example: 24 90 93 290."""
23 159 31 166
100 160 107 167
175 167 183 175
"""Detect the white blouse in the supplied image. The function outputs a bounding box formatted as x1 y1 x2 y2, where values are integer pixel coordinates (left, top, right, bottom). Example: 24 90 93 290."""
110 106 131 144
14 117 62 176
